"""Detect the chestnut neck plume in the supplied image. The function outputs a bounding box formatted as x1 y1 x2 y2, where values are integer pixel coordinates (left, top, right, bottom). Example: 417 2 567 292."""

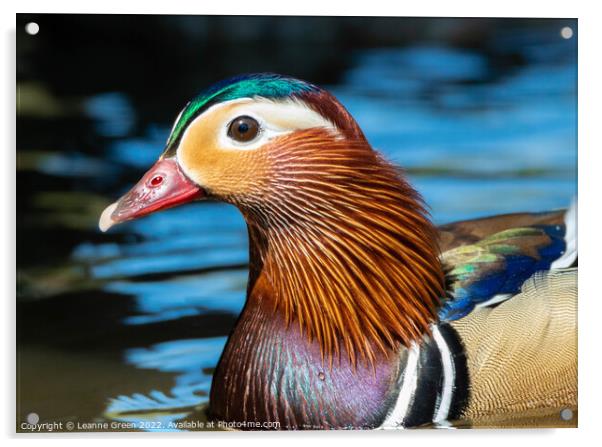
227 127 446 366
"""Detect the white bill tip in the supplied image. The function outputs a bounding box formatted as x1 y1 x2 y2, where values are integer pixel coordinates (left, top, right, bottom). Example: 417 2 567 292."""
99 202 118 232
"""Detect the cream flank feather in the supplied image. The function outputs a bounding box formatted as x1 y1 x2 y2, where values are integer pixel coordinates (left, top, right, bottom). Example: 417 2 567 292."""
452 268 577 426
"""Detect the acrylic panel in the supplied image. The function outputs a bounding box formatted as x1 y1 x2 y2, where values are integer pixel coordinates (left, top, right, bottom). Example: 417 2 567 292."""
16 14 577 432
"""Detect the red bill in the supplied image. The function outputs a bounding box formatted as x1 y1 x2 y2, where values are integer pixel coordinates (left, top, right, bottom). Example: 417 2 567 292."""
99 157 204 232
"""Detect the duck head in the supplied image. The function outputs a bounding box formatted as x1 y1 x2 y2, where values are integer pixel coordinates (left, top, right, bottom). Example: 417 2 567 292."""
99 73 445 365
99 73 364 230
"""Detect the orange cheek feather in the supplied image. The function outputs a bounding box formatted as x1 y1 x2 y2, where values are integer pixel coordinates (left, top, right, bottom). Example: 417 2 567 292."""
177 112 272 199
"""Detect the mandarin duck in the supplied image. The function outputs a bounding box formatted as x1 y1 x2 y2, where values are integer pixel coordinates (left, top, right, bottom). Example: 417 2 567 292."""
99 73 577 429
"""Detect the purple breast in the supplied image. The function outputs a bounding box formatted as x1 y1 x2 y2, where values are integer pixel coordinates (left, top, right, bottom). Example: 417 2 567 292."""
209 299 400 429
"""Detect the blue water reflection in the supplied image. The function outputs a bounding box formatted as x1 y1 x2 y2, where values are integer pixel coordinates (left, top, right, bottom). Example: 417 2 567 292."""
107 270 247 325
85 92 136 138
109 126 169 169
107 337 228 429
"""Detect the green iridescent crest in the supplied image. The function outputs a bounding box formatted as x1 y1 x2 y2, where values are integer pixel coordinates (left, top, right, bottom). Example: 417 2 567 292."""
165 73 319 150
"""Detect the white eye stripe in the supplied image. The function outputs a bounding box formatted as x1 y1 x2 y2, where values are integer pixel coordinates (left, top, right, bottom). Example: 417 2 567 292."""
219 98 337 151
247 98 336 131
215 97 338 151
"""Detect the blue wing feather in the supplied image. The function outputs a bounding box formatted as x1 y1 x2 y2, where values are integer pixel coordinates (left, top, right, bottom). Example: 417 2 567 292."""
439 224 569 321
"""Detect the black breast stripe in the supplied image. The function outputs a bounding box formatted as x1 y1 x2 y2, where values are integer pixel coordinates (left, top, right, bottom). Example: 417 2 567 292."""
379 324 469 428
437 323 470 422
402 336 443 427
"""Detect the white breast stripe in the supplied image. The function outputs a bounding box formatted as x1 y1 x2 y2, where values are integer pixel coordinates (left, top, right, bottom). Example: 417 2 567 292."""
432 326 455 424
551 200 577 269
379 343 420 429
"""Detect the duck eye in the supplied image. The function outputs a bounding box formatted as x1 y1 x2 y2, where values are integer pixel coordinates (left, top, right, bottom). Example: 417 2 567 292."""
228 116 260 143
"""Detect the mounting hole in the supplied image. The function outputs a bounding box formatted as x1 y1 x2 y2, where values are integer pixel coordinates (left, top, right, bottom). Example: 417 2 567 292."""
27 412 39 424
560 26 573 40
560 408 573 421
25 22 39 35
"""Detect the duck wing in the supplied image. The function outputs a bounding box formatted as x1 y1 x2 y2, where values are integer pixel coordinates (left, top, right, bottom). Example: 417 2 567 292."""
437 202 576 321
